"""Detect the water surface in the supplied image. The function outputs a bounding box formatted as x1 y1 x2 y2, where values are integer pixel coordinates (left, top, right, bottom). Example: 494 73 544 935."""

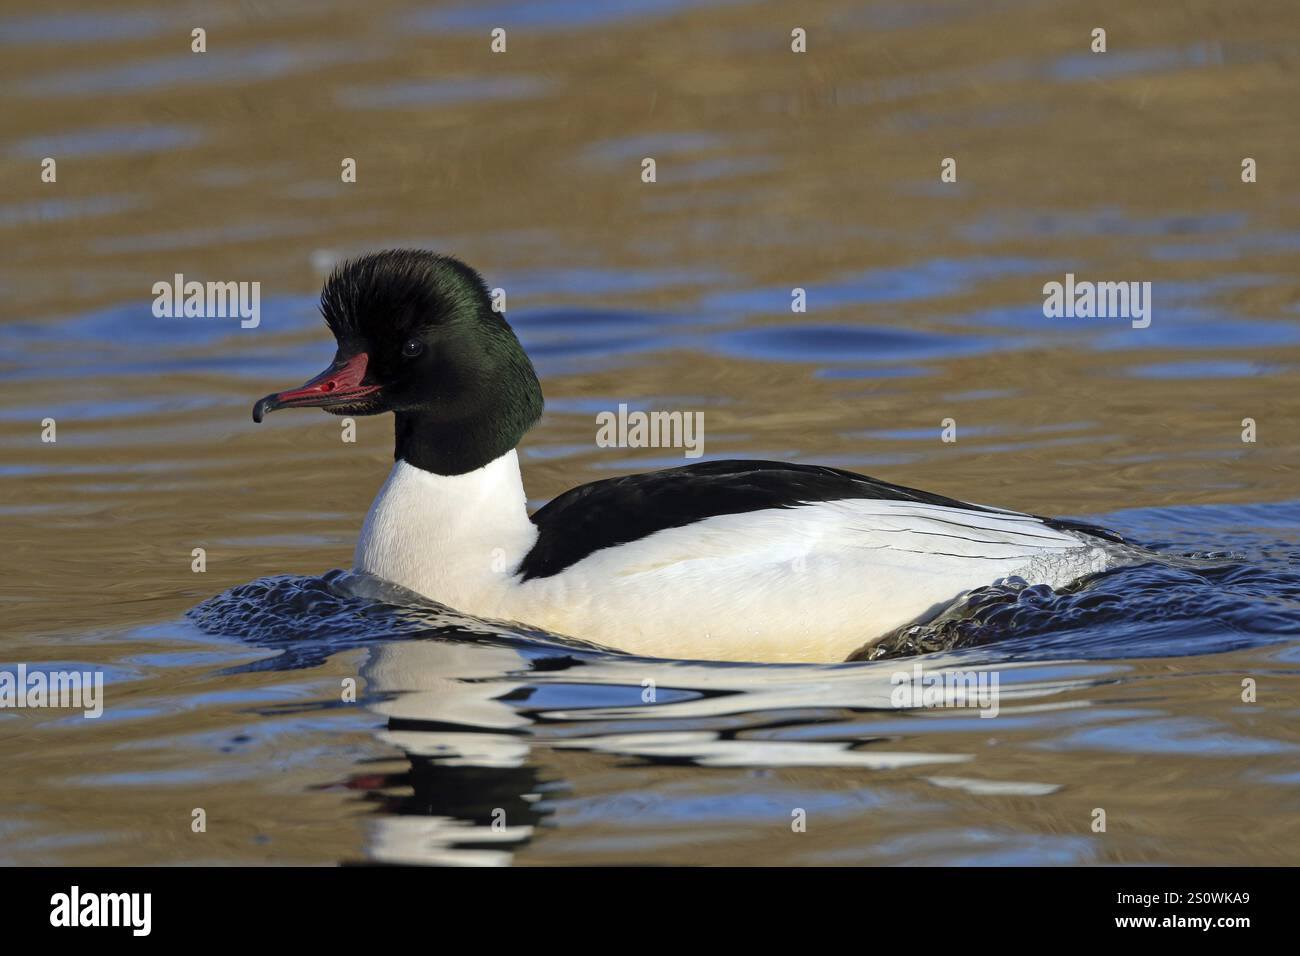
2 0 1299 865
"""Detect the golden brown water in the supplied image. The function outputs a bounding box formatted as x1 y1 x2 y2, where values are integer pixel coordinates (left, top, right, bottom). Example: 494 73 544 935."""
2 0 1299 865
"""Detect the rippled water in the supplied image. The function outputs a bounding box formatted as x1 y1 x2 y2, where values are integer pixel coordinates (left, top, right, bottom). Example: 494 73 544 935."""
3 0 1300 865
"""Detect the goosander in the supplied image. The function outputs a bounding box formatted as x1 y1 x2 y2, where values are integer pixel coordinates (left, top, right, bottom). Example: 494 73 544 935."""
253 250 1127 663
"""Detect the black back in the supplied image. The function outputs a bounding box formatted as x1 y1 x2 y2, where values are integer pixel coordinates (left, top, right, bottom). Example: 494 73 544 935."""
516 459 1122 580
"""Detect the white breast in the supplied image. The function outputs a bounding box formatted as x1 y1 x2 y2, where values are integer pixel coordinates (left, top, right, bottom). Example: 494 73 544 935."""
354 454 538 621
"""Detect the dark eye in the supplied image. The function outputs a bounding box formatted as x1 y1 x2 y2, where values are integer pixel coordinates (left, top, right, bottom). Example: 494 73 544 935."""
401 339 424 358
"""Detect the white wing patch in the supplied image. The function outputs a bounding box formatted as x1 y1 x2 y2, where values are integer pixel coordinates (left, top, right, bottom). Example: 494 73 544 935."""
828 500 1087 559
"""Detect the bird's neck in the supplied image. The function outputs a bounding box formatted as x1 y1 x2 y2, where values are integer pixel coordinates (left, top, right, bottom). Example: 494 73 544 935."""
353 450 537 609
393 409 520 477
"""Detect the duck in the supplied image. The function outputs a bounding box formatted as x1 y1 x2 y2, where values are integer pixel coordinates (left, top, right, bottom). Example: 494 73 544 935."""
252 249 1129 663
